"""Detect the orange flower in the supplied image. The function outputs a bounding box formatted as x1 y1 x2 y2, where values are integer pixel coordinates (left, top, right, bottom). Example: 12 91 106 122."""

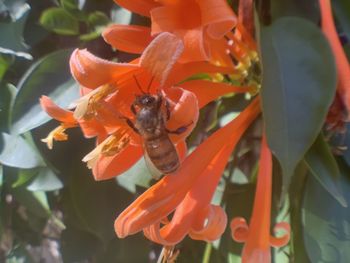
319 0 350 120
104 0 257 70
230 135 290 263
41 32 251 180
115 97 261 244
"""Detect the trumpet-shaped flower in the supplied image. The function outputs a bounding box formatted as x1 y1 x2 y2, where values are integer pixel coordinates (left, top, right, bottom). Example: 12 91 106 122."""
115 97 261 244
104 0 258 72
230 136 290 263
42 32 251 181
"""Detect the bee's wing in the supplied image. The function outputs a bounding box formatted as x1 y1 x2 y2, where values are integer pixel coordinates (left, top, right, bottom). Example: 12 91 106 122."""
144 151 164 180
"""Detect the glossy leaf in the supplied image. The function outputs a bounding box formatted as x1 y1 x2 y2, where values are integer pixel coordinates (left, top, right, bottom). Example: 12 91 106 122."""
302 160 350 262
12 168 38 188
11 49 79 134
27 167 63 192
39 7 79 35
110 6 132 25
0 133 45 169
116 157 153 193
0 2 32 59
304 134 346 207
260 17 337 185
0 83 17 131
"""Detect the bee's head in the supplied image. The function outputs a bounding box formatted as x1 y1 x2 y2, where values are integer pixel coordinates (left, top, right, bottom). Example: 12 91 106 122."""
135 94 157 107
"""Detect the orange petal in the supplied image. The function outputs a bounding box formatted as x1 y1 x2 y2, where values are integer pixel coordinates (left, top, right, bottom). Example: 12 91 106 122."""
238 0 254 37
115 97 260 238
270 222 291 247
113 0 160 17
69 49 138 89
150 6 182 34
178 28 210 62
189 205 227 242
140 32 184 86
93 144 143 181
319 0 350 113
163 87 199 141
79 119 108 140
198 0 237 39
180 79 252 108
145 144 233 245
40 96 76 124
102 25 153 54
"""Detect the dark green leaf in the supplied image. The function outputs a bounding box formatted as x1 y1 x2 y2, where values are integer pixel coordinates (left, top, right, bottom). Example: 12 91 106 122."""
333 0 350 40
61 0 83 11
304 134 346 207
39 7 79 35
11 49 79 134
0 54 13 80
270 0 319 23
88 11 109 27
10 187 50 218
0 2 32 59
302 160 350 262
0 133 45 168
0 83 17 131
27 167 63 191
260 17 337 186
0 165 2 187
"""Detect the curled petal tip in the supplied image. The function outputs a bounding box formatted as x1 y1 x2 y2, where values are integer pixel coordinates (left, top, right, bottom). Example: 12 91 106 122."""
230 217 249 242
270 222 291 247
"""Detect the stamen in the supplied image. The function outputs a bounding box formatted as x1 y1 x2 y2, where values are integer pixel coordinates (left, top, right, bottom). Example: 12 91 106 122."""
73 84 116 120
82 129 130 169
41 124 75 149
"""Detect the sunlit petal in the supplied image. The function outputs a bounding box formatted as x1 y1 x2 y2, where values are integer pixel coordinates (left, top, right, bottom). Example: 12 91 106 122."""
70 49 138 89
140 32 184 86
103 25 153 54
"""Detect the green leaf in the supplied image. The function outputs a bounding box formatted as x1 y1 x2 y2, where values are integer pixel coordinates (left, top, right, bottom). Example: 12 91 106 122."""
0 133 45 168
27 167 63 191
12 168 38 187
10 187 50 218
61 0 84 11
0 2 32 59
302 160 350 262
0 54 13 80
333 0 350 40
304 134 346 207
116 157 152 193
40 7 79 35
0 83 17 131
11 49 79 134
270 0 320 23
260 17 337 186
0 165 2 187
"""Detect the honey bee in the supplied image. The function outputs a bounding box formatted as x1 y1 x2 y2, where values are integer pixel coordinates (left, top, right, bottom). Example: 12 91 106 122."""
124 76 191 177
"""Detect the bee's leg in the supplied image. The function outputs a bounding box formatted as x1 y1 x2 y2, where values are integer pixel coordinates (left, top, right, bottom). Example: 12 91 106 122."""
130 103 137 115
166 121 193 135
165 99 172 121
121 116 140 134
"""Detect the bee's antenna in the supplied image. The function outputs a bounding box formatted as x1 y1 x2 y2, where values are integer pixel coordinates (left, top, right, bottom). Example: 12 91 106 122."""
146 76 155 93
133 75 145 94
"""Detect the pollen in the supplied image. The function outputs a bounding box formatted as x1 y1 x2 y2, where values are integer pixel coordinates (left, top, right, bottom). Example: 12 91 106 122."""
73 84 117 120
82 128 130 169
41 124 74 149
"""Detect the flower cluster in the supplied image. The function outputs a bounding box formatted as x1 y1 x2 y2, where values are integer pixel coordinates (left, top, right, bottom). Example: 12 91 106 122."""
40 0 293 261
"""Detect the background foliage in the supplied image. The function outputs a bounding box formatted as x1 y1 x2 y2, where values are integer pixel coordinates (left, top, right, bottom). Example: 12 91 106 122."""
0 0 350 262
